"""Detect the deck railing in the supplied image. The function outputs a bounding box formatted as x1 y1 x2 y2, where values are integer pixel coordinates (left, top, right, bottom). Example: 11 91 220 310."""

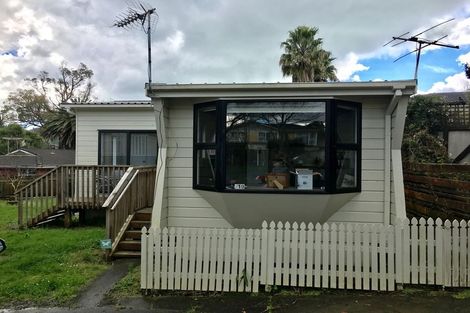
16 165 129 227
103 166 156 251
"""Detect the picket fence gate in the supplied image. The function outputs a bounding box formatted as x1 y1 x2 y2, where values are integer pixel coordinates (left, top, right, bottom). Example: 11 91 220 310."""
141 217 470 292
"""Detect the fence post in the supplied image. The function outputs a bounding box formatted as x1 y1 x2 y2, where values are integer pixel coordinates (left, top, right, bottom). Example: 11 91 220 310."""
141 226 148 290
435 218 444 286
443 220 452 287
17 191 24 229
394 219 403 289
260 221 268 287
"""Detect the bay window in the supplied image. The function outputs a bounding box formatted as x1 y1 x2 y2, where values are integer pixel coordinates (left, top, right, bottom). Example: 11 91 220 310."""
193 99 361 193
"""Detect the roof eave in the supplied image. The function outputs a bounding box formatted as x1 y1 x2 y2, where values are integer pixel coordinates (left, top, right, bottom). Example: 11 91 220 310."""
146 80 417 99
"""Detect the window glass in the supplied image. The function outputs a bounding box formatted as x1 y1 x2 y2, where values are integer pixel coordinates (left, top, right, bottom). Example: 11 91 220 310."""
225 102 326 191
197 106 217 143
197 149 216 187
100 133 128 165
336 150 357 189
336 105 357 144
130 133 157 165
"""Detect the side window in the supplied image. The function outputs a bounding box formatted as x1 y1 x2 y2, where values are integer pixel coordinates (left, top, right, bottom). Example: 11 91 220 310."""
334 102 361 190
99 131 157 166
194 104 217 189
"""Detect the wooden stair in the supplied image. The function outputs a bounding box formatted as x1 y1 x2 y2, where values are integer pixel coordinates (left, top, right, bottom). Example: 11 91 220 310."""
35 209 66 226
112 209 151 258
25 207 66 227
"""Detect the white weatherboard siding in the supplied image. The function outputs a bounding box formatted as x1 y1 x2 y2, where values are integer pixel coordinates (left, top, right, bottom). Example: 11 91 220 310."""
166 100 232 228
328 100 386 224
164 99 390 228
75 108 156 165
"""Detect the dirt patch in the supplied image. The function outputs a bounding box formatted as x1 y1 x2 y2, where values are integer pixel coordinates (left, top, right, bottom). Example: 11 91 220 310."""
108 288 470 313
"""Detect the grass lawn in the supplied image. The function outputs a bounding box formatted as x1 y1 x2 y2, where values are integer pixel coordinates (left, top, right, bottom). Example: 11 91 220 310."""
0 201 109 308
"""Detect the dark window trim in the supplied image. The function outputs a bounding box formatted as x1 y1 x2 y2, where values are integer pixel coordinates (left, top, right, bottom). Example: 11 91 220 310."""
193 99 362 194
332 100 362 193
98 130 157 166
193 103 218 190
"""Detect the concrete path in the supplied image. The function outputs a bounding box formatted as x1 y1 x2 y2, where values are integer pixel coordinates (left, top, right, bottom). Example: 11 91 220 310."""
75 258 138 308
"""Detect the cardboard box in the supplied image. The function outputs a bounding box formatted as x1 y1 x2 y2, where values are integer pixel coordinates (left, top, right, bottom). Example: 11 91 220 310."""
296 168 313 190
266 173 289 189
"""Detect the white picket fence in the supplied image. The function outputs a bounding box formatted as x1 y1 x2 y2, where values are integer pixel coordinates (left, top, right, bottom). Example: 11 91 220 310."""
141 217 470 292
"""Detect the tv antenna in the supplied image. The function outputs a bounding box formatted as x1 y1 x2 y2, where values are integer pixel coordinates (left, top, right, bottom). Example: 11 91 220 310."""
384 18 459 80
113 1 158 89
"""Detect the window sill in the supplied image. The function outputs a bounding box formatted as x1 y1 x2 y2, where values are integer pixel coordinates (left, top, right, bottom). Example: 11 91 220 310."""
193 186 361 194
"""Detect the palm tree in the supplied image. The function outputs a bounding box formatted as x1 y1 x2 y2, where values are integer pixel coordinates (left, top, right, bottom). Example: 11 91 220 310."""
42 109 76 149
279 26 338 82
314 50 338 82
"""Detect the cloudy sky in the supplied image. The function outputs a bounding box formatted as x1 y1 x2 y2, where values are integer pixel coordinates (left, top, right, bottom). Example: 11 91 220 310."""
1 0 469 102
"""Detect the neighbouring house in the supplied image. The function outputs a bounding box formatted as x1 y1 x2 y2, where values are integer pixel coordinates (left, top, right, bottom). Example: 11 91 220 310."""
0 148 75 176
427 91 470 163
0 148 75 197
63 80 416 231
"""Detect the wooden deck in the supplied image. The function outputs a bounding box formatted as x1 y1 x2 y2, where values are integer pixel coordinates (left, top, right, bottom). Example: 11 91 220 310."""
17 165 129 227
16 165 156 258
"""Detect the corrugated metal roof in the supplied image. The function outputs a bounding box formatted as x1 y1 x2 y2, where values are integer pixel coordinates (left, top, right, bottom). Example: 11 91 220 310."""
65 100 150 106
0 149 75 168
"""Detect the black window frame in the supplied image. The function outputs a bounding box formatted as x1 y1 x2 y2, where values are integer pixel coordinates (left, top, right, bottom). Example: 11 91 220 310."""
193 99 362 194
98 130 158 166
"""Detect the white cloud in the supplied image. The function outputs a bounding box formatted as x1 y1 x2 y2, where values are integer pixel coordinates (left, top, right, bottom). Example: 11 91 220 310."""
457 51 470 65
0 0 469 102
335 53 369 81
422 64 454 74
351 75 361 82
0 54 19 100
155 30 185 60
447 17 470 47
49 52 64 66
424 72 470 93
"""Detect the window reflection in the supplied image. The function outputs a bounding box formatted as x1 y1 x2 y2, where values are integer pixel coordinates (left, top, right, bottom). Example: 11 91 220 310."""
225 102 326 191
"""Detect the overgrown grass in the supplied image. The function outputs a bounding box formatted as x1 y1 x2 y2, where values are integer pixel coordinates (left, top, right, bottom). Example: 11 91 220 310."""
0 201 108 308
453 289 470 300
108 264 141 300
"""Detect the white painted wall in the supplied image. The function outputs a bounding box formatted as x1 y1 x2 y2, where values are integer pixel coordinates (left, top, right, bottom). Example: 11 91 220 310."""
165 100 232 228
448 130 470 160
328 100 386 224
75 108 156 165
164 99 391 228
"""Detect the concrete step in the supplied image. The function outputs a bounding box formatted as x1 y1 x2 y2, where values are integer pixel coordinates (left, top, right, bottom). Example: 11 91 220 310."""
118 240 141 251
112 250 140 258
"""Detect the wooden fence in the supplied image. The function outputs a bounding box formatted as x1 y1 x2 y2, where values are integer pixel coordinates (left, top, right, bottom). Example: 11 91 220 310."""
141 218 470 292
444 101 470 129
404 163 470 220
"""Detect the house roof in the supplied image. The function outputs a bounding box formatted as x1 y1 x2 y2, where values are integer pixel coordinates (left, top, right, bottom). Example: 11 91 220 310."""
424 92 469 104
0 148 75 168
146 80 417 98
63 100 151 109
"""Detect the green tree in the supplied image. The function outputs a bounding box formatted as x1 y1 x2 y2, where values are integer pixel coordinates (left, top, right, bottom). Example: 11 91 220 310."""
0 124 45 155
402 95 449 163
465 63 470 79
3 62 94 148
279 26 338 82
